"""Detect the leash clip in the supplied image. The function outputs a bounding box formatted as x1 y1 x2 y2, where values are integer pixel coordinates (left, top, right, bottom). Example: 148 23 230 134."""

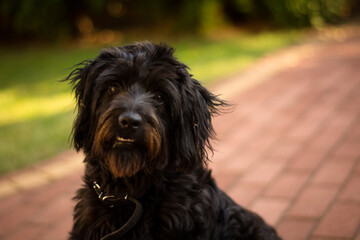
93 181 128 207
92 181 143 239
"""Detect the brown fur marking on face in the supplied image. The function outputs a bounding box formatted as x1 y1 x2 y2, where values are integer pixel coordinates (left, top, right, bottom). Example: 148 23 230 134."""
106 152 144 178
146 126 161 160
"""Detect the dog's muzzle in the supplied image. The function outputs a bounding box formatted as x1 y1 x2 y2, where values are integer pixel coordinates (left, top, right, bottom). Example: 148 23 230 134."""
113 111 143 148
119 111 142 131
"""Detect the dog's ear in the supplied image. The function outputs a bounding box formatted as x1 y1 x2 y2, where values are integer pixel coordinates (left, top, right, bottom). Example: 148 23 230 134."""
174 73 226 171
65 60 95 152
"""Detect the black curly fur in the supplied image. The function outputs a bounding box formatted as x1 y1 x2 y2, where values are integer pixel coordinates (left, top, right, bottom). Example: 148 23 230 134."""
65 41 281 240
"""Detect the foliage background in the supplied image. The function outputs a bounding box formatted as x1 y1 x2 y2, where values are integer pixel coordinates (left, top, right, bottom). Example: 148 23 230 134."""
1 0 358 42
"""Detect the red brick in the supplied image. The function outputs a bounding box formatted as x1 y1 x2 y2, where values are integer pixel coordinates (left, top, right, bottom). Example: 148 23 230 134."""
210 145 242 176
333 139 360 160
263 112 296 134
356 231 360 240
26 174 80 206
264 171 309 199
308 237 333 240
215 152 259 176
309 114 353 151
264 141 301 161
211 141 238 164
288 185 338 219
213 111 242 136
356 161 360 174
0 192 27 218
0 202 38 237
339 174 360 203
285 120 321 142
311 161 353 185
219 120 259 148
339 88 360 111
219 127 249 148
31 195 74 224
227 182 264 207
241 162 285 185
325 109 357 131
6 223 44 240
313 203 360 238
348 122 360 142
287 147 326 173
249 197 290 225
309 127 344 151
242 133 279 156
213 171 240 191
39 216 72 240
328 151 359 165
277 218 315 240
262 82 301 110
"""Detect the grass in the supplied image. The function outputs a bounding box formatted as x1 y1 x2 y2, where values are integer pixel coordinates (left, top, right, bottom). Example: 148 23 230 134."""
173 31 302 84
0 30 302 175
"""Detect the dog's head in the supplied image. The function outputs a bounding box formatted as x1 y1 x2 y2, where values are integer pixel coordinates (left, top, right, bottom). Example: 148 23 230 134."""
66 42 224 178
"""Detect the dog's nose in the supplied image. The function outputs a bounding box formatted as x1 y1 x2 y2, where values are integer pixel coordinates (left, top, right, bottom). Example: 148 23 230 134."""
118 112 142 129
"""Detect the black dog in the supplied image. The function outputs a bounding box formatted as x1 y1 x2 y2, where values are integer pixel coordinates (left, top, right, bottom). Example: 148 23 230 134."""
66 41 281 240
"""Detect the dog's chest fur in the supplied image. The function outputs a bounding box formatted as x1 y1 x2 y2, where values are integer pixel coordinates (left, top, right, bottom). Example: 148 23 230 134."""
74 167 224 239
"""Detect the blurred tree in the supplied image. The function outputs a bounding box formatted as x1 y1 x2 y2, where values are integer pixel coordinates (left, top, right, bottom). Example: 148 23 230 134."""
223 0 352 28
0 0 357 43
0 0 105 41
174 0 227 32
264 0 350 28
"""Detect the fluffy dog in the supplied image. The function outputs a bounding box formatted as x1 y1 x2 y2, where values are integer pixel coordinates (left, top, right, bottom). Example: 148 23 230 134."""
66 41 281 240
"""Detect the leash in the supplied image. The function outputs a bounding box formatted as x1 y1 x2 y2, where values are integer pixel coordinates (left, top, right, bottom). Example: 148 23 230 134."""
93 181 143 240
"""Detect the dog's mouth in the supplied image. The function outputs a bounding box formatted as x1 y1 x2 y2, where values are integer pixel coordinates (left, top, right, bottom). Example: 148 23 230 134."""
108 136 145 178
112 136 136 148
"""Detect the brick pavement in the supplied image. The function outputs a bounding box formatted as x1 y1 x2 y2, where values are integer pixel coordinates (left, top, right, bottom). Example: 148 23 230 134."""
0 27 359 239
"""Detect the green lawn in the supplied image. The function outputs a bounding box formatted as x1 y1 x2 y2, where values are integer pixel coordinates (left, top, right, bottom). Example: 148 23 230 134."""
0 30 302 174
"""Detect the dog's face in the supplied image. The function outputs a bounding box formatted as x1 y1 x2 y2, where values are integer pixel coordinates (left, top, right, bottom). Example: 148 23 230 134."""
67 42 223 178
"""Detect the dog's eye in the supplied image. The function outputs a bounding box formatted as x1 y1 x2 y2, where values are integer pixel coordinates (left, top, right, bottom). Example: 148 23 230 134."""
155 94 164 103
108 86 119 95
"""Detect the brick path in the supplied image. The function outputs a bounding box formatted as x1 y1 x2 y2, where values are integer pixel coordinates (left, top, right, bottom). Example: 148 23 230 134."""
0 27 359 239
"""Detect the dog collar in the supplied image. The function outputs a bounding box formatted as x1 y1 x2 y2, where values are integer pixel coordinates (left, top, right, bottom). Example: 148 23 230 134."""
93 181 129 207
92 181 143 240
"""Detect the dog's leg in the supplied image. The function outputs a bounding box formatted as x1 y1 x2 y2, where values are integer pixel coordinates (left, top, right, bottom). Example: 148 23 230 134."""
217 191 282 240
